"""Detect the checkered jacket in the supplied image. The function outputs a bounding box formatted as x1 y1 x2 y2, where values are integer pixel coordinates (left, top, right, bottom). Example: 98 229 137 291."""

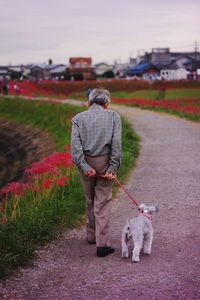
71 104 122 174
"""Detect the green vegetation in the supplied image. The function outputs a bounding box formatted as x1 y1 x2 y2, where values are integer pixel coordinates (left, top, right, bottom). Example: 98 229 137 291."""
0 97 82 149
111 88 200 100
112 90 159 100
71 88 200 103
0 97 139 277
165 88 200 100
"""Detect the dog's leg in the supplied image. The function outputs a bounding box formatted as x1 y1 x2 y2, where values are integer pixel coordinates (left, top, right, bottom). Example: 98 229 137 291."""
143 230 153 255
121 229 129 258
132 234 143 262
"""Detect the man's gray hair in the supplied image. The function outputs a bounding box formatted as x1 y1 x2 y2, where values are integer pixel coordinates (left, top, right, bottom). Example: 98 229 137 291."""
88 88 111 105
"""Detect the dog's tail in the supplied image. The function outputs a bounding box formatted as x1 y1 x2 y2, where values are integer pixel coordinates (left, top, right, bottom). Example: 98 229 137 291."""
126 219 131 230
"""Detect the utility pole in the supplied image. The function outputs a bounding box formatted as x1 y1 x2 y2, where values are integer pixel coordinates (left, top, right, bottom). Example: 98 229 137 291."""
194 41 199 60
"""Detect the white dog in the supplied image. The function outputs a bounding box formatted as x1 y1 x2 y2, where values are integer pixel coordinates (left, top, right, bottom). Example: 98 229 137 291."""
121 203 159 262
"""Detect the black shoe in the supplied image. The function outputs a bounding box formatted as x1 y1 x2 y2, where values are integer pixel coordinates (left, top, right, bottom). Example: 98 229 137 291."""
97 247 115 257
87 239 96 245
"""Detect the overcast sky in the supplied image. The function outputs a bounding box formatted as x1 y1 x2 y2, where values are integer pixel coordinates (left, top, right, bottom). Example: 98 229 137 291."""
0 0 200 65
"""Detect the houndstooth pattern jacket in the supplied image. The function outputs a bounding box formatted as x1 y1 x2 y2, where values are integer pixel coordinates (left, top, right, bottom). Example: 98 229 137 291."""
71 103 122 174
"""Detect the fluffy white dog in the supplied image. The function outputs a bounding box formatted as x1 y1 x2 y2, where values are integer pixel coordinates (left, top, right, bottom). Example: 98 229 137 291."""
121 203 159 262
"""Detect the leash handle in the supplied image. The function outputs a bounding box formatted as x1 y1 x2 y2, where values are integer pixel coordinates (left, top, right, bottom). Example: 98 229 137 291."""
114 177 139 207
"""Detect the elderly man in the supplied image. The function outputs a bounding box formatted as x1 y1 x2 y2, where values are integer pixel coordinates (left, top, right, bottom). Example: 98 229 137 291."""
71 88 122 257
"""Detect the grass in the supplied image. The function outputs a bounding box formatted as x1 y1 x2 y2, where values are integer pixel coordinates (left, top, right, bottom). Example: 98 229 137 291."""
70 88 200 104
0 96 139 278
112 88 200 100
0 97 81 150
112 90 160 100
165 88 200 100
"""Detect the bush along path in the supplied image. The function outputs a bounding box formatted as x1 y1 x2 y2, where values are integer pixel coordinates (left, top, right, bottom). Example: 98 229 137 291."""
1 101 200 299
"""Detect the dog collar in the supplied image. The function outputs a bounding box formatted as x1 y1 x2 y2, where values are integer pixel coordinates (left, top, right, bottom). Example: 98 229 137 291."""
140 211 152 221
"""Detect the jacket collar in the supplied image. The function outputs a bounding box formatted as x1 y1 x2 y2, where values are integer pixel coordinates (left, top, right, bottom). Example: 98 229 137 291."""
89 103 104 110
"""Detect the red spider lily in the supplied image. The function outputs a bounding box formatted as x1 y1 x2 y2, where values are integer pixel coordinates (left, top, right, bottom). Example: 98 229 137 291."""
43 178 54 189
43 182 53 189
0 207 4 212
55 177 70 187
44 152 73 168
0 182 27 196
55 179 66 187
29 186 41 193
181 105 200 114
26 161 58 176
112 97 200 116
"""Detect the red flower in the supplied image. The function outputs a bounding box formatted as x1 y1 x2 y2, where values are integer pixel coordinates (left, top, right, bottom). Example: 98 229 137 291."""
55 177 69 187
43 178 54 189
29 186 41 193
44 152 73 168
26 161 57 176
0 182 27 196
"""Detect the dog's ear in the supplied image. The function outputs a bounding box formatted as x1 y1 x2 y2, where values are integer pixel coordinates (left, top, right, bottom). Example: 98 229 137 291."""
155 206 159 213
138 203 145 212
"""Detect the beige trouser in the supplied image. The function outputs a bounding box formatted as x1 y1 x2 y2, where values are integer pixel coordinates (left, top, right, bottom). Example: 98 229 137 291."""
79 155 113 247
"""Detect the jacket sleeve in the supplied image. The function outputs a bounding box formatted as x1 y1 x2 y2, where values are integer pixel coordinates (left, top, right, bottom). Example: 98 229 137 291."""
107 112 122 174
71 118 91 174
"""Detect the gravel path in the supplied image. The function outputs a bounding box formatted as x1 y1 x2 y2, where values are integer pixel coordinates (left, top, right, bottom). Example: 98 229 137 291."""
1 105 200 300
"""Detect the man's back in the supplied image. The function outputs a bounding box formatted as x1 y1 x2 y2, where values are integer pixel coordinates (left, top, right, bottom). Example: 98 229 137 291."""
72 103 121 157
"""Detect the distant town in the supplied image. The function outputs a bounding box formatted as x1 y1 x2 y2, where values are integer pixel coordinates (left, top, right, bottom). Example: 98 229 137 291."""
1 48 200 82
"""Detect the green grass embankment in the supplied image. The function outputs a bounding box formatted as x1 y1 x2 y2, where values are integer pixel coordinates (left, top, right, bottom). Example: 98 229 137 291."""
0 97 139 277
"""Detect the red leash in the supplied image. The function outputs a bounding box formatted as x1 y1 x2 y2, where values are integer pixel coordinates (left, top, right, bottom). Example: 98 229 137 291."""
96 174 139 207
114 177 139 207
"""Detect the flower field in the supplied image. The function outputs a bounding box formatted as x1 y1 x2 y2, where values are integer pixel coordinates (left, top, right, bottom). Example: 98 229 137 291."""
112 96 200 121
0 96 139 277
8 80 200 121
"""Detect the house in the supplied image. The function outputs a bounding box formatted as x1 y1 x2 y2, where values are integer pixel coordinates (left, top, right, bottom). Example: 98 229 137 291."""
94 63 114 77
0 67 10 80
173 56 192 68
151 48 171 65
21 66 31 79
134 48 200 70
129 63 160 79
68 57 95 80
30 64 51 80
160 63 188 80
49 65 67 80
30 64 65 80
8 66 22 80
182 58 200 79
114 62 133 78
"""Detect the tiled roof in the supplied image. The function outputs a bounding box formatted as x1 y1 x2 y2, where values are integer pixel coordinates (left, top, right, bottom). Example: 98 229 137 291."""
50 66 67 73
69 57 92 64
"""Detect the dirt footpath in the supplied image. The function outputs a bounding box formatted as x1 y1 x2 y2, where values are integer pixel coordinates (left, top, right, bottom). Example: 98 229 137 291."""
1 106 200 300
